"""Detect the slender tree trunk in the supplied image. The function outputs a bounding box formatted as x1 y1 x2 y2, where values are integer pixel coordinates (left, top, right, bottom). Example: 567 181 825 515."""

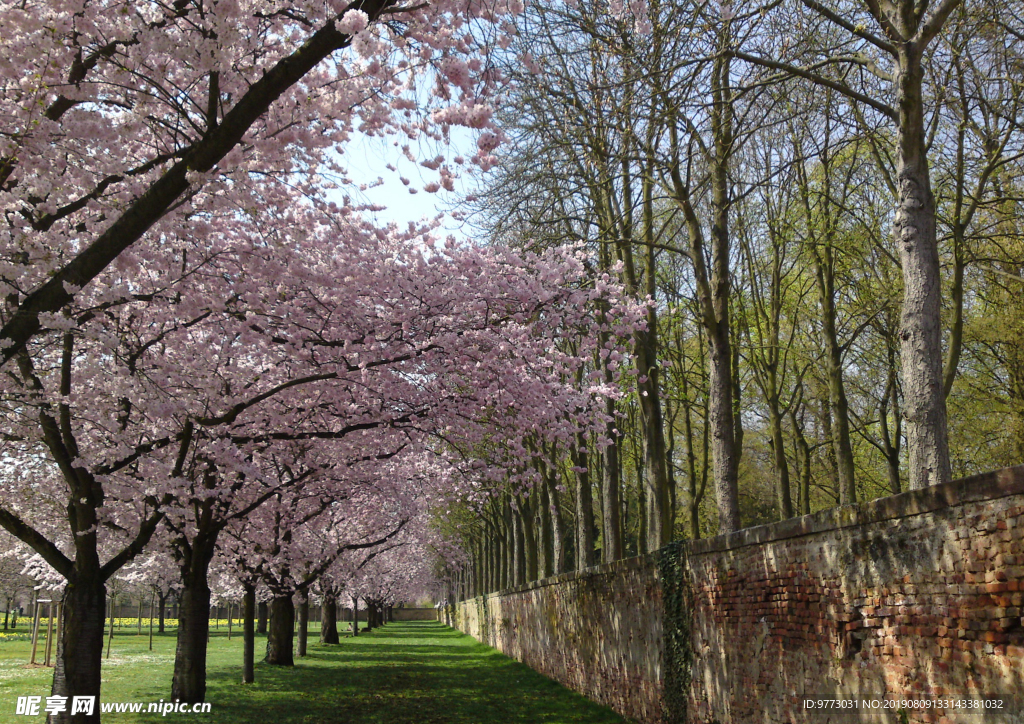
809 241 857 505
601 400 624 561
350 596 359 636
518 497 538 582
320 594 339 644
296 595 309 658
158 593 167 634
265 595 295 666
512 501 526 585
49 575 106 724
539 482 553 577
504 510 514 586
688 385 708 539
790 405 813 516
491 529 501 591
571 439 596 569
637 318 672 550
768 400 793 519
543 459 567 573
242 584 255 684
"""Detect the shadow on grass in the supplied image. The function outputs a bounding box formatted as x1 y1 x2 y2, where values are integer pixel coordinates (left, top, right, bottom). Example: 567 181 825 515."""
136 622 626 724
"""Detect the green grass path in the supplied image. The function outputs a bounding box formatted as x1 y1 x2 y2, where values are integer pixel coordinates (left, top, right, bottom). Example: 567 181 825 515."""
1 620 628 723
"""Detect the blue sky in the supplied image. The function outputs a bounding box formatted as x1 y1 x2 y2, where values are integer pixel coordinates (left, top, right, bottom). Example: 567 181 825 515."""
342 129 478 243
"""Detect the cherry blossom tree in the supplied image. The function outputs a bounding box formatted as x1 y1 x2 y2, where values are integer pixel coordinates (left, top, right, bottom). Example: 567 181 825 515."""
0 190 642 719
0 0 520 372
1 5 648 720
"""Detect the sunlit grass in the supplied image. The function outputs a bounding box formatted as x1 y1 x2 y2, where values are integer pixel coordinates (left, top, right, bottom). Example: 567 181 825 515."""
0 620 627 723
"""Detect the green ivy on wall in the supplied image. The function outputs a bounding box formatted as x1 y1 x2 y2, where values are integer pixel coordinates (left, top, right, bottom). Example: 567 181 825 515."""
659 542 693 724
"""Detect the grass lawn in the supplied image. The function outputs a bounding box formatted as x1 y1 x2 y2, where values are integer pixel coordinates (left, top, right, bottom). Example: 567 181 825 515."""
0 620 628 723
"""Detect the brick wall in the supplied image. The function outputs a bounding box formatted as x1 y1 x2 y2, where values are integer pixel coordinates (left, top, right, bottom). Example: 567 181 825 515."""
452 555 664 722
679 464 1024 724
453 464 1024 724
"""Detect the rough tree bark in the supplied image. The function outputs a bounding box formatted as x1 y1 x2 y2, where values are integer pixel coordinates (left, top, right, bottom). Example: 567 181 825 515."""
264 595 295 666
170 537 217 704
893 42 953 489
49 578 106 724
320 593 339 644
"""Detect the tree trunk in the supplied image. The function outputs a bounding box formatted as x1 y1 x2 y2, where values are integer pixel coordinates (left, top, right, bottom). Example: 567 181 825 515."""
242 584 255 684
296 596 309 657
49 575 106 724
675 169 740 535
768 401 793 519
320 594 339 644
350 596 359 636
676 46 741 534
518 497 538 582
539 483 553 578
476 538 486 595
491 530 501 591
543 460 567 574
264 595 294 666
880 344 903 495
683 371 707 539
637 321 672 550
571 439 596 569
809 239 857 505
171 564 213 703
257 601 268 635
511 502 525 585
894 45 952 490
158 593 167 634
601 397 624 561
790 405 813 516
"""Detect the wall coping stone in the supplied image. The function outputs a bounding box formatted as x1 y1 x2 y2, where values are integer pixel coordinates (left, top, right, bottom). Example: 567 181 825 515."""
685 463 1024 556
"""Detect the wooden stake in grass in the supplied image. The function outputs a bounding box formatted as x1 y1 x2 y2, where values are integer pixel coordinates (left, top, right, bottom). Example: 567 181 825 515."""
43 601 54 666
53 602 62 661
29 593 41 665
107 597 115 659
